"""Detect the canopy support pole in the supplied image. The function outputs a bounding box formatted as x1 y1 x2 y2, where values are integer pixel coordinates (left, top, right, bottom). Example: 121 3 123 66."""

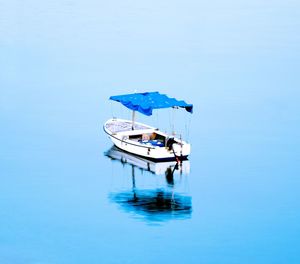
132 110 136 130
172 107 176 135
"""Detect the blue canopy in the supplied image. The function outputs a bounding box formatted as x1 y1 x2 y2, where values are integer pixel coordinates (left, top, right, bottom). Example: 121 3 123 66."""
109 92 193 116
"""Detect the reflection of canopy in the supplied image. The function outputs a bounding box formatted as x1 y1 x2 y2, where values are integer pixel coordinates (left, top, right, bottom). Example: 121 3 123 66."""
109 189 192 222
109 92 193 116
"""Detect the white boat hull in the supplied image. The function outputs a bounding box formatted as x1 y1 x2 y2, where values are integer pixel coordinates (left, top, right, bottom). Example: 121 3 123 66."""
103 118 191 161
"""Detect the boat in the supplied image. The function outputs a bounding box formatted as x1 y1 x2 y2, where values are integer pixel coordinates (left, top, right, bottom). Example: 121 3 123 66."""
103 92 193 162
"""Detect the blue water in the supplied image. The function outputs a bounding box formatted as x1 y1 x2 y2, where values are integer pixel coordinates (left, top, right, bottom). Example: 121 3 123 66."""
1 0 300 263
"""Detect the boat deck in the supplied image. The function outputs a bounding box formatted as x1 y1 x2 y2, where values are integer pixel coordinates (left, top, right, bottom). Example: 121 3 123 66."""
105 119 152 133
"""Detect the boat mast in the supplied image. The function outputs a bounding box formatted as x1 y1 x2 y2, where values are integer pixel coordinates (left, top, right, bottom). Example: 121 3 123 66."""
132 110 136 130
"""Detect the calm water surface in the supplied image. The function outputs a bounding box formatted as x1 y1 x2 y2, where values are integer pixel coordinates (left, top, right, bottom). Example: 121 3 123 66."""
0 0 300 263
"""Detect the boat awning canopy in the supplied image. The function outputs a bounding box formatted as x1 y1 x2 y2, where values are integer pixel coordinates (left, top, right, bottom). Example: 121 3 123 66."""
109 92 193 116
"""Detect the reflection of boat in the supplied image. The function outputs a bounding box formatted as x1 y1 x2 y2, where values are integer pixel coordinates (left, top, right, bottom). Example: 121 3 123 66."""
103 92 193 161
105 146 190 175
109 189 192 222
105 148 192 223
